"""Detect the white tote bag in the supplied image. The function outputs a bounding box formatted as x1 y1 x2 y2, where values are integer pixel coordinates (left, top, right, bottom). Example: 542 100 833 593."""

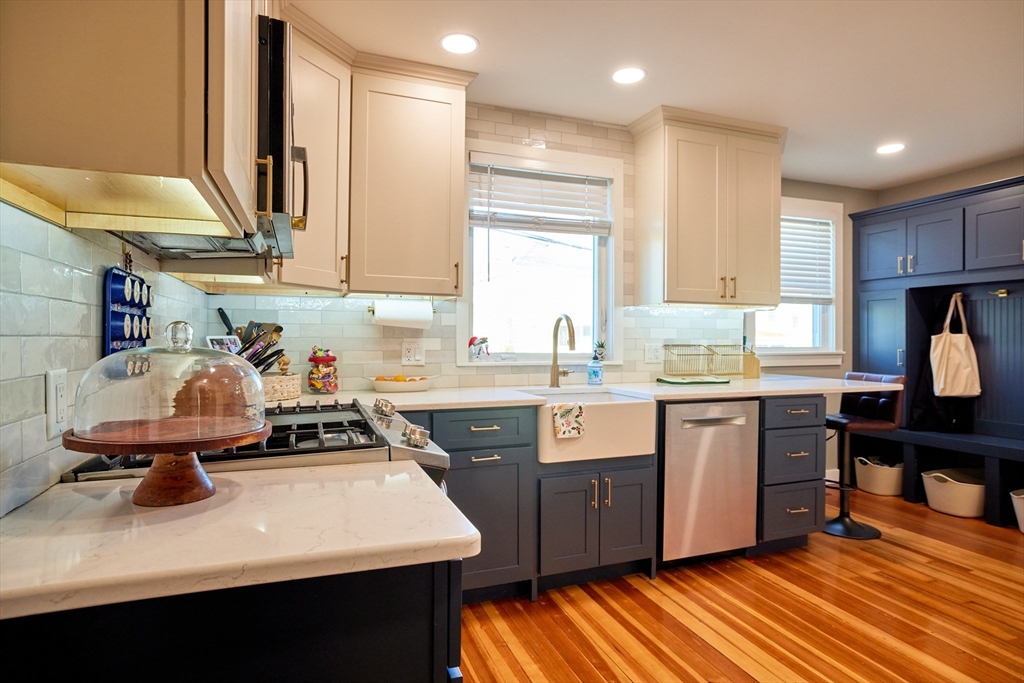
930 293 982 397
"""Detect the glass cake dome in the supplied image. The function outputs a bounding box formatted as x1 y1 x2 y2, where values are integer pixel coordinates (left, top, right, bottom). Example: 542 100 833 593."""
72 321 265 444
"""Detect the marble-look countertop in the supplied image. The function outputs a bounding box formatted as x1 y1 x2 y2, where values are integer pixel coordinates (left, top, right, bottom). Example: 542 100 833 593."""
0 461 480 620
269 375 901 411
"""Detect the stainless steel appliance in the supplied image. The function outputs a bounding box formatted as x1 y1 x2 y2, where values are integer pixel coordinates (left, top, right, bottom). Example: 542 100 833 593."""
662 400 759 560
61 399 449 487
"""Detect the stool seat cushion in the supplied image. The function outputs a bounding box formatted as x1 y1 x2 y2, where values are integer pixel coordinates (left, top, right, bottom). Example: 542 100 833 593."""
826 414 900 433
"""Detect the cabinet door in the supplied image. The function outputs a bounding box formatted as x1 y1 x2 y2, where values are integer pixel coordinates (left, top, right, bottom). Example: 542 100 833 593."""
728 136 780 306
207 0 258 234
664 126 729 304
858 289 906 376
278 33 350 290
965 194 1024 270
446 447 535 589
540 474 599 576
859 219 906 281
349 73 465 295
906 208 963 276
598 466 656 567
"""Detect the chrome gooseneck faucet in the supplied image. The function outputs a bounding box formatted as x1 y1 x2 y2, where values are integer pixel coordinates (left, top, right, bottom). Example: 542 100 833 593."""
549 314 576 388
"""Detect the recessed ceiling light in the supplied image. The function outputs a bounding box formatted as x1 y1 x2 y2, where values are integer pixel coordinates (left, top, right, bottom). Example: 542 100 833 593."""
612 67 646 84
876 143 905 154
441 34 478 54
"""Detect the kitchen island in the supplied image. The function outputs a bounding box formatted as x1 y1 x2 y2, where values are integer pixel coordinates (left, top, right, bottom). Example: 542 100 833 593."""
0 461 479 682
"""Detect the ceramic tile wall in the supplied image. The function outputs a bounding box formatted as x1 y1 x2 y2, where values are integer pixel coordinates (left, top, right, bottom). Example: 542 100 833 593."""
0 203 209 516
208 104 743 391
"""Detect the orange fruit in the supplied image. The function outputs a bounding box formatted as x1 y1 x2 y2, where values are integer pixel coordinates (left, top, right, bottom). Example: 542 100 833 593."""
393 374 407 382
374 376 386 381
408 377 418 382
419 377 428 381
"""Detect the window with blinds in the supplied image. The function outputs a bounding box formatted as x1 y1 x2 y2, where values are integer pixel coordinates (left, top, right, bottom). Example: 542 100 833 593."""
468 162 612 236
780 216 834 304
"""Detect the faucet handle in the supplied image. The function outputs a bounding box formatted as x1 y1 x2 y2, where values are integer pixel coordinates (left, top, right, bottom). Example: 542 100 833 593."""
559 369 571 377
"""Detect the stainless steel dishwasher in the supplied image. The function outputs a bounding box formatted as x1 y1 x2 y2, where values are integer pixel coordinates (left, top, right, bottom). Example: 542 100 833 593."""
662 400 759 560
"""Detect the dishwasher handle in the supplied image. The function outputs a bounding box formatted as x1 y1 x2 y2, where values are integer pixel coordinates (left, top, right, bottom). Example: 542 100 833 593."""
678 414 748 429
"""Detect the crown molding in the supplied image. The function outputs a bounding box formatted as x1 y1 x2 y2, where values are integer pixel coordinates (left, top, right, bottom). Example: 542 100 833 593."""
278 0 357 64
351 53 476 86
628 106 788 149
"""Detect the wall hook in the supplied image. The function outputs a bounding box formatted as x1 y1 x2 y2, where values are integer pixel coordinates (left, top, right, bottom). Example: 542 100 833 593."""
988 289 1009 297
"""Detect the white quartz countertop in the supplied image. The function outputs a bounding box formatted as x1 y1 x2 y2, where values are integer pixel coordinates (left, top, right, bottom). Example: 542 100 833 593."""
0 461 480 620
270 375 900 411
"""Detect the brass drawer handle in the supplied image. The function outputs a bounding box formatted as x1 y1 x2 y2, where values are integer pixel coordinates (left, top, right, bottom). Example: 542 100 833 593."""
604 477 612 507
469 425 501 432
255 155 273 218
470 454 501 463
786 409 810 415
591 479 598 508
786 451 810 458
786 507 810 514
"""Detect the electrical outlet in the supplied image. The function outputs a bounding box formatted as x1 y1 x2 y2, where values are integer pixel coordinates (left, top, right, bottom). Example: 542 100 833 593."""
644 343 663 364
46 368 68 440
402 342 425 366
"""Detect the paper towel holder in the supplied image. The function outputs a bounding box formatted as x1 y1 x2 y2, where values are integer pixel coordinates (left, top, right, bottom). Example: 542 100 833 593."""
367 297 438 315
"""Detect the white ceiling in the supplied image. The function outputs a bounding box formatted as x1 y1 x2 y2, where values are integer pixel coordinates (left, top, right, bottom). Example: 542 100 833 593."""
294 0 1024 190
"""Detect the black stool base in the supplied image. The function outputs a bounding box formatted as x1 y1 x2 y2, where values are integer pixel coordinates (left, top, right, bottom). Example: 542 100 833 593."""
823 514 881 540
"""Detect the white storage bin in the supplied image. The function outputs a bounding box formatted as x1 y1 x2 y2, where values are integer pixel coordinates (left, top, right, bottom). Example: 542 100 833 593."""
1011 490 1024 534
921 469 985 518
855 457 903 496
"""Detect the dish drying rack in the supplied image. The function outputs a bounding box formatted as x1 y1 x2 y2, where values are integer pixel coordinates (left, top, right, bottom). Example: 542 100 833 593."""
662 344 760 379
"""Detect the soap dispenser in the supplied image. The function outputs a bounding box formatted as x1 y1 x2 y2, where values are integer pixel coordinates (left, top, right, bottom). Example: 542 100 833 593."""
587 352 604 386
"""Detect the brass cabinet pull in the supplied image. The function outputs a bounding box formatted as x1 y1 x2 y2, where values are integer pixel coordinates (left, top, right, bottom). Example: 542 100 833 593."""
591 479 598 508
291 146 308 230
786 507 810 514
786 451 810 458
255 155 273 218
786 409 810 415
720 276 727 299
469 425 500 432
604 477 612 507
470 454 501 462
730 276 737 299
340 255 348 285
907 254 914 273
454 261 460 291
897 255 904 274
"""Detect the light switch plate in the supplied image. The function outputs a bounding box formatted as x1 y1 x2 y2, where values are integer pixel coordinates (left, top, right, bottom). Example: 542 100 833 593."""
402 342 425 366
644 343 664 364
46 368 68 440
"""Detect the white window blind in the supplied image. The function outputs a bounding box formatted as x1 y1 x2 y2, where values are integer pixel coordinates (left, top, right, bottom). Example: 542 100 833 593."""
468 162 612 236
780 216 834 304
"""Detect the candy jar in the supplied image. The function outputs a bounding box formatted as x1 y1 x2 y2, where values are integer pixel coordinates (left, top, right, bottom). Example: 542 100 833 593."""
307 346 338 394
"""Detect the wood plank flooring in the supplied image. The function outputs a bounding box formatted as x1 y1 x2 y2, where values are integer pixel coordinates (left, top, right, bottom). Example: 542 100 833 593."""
460 489 1024 683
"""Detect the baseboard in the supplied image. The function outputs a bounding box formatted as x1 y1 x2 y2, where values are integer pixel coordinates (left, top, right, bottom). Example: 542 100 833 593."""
826 468 840 482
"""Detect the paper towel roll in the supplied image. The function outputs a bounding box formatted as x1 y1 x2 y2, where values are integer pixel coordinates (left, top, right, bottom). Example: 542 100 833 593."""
371 299 434 329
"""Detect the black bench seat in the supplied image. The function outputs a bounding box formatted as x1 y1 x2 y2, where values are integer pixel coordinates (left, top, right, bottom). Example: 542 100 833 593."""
854 429 1024 527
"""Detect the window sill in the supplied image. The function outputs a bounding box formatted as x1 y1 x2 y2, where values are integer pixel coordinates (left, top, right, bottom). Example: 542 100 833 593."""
456 358 624 368
754 350 846 368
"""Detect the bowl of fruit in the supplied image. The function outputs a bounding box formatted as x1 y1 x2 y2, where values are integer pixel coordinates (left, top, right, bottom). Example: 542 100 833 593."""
369 375 434 393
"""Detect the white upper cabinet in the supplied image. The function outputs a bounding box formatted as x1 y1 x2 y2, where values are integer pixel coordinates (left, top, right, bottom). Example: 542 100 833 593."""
631 107 785 307
277 32 351 290
0 0 258 237
348 71 467 296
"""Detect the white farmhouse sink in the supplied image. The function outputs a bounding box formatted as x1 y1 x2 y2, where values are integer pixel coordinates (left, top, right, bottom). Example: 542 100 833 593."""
530 389 656 463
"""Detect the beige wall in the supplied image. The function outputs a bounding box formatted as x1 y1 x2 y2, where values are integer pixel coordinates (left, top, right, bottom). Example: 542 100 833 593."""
876 154 1024 207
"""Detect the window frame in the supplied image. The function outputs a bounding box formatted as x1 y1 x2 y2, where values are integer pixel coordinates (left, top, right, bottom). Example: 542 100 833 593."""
456 139 624 366
745 196 846 367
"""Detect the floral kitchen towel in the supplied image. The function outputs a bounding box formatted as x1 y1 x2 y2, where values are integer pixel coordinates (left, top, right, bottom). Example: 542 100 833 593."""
552 403 585 439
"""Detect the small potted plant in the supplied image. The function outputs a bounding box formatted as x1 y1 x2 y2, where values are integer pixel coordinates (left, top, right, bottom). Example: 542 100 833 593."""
594 340 606 361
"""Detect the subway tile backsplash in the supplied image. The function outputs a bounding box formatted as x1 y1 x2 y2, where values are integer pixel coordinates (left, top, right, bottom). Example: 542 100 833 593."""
0 103 741 516
0 203 209 516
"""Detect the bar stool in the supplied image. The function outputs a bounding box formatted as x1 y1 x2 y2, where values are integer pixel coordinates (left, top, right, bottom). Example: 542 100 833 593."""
824 372 906 540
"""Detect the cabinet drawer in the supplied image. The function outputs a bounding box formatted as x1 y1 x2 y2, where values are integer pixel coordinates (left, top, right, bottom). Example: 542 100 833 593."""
449 446 534 470
760 480 825 542
763 427 826 485
433 408 536 450
762 396 826 429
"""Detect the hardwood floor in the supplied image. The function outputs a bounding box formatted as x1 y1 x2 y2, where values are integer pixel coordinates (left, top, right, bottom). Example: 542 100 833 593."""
460 489 1024 683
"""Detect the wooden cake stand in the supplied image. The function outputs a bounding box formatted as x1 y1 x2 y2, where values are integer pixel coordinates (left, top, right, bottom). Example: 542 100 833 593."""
63 418 272 507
